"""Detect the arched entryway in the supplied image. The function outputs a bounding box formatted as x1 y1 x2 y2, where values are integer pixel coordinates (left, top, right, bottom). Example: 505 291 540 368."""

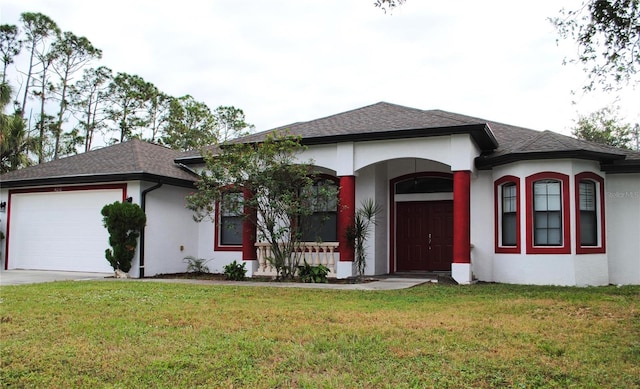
390 173 454 272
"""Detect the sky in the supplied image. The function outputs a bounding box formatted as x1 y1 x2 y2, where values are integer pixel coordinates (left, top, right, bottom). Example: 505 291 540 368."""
1 0 639 138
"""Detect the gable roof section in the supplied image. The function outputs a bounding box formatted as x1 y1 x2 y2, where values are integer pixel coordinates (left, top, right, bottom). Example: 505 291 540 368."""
176 102 499 164
239 102 497 148
0 139 198 188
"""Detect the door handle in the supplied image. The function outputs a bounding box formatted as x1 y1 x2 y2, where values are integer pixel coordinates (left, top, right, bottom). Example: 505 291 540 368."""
428 233 432 250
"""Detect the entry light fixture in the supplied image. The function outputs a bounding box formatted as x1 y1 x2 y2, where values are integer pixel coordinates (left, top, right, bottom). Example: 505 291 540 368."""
125 197 133 203
0 201 5 211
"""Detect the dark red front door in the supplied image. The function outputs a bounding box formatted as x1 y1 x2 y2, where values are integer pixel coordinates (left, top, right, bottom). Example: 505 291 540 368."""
396 201 453 271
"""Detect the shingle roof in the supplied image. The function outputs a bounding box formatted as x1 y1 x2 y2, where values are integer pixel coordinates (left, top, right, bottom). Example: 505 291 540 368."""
229 102 640 171
4 103 639 186
241 102 480 140
0 139 198 188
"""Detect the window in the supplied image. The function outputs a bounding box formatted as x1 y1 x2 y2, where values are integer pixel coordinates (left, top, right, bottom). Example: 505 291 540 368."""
525 172 570 254
218 192 243 247
300 178 338 242
578 181 597 246
575 172 606 254
494 176 520 253
395 176 453 194
502 183 518 245
533 180 562 246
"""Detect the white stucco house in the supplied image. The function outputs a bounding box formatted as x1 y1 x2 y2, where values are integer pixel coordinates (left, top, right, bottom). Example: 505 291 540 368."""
1 102 639 285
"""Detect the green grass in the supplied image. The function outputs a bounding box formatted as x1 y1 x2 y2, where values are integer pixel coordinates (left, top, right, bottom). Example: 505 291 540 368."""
1 281 639 388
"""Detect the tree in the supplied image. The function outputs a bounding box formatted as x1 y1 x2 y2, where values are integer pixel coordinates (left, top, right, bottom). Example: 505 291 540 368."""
0 83 34 172
104 72 152 143
572 106 633 148
160 95 218 151
101 201 146 275
51 31 102 159
17 12 60 118
31 47 58 163
551 0 640 92
0 24 22 85
69 66 112 152
187 132 336 280
213 106 254 142
374 0 407 13
143 85 170 144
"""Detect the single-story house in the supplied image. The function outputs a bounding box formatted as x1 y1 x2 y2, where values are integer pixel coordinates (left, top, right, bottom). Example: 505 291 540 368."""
1 102 639 285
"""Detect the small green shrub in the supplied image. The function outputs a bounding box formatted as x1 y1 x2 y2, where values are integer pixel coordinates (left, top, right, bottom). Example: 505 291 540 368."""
101 201 146 273
223 260 247 281
183 256 212 274
298 261 329 283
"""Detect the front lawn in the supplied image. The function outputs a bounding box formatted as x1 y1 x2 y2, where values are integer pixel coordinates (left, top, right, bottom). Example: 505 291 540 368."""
1 281 638 388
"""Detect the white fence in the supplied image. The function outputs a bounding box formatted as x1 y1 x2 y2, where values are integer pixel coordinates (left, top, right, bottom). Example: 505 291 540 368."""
254 242 340 277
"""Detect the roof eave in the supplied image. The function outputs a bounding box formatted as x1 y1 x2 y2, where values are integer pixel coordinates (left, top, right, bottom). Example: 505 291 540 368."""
600 160 640 173
299 124 498 150
1 172 197 189
475 150 626 170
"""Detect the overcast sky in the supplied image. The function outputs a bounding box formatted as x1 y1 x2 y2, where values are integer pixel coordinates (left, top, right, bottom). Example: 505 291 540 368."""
2 0 639 137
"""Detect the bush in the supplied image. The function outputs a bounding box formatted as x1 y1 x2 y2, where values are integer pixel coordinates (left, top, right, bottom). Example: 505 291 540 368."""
183 256 211 274
101 201 146 273
298 261 329 283
223 260 247 281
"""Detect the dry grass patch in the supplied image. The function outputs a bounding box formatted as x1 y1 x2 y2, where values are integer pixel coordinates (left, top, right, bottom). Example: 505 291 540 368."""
0 281 638 388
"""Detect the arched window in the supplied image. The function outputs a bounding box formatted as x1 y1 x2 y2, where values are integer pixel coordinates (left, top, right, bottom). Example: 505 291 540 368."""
494 176 520 253
575 172 606 254
578 180 597 246
526 172 571 254
533 179 563 246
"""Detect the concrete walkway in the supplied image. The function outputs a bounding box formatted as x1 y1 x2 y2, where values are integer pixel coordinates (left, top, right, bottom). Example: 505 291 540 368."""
0 270 112 286
0 270 437 290
139 276 437 290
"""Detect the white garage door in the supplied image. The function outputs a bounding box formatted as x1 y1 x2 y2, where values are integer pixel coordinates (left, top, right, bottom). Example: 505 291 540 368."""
7 187 124 272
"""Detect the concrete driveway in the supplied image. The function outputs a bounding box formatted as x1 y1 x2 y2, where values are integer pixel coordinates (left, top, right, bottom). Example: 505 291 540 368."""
0 270 112 286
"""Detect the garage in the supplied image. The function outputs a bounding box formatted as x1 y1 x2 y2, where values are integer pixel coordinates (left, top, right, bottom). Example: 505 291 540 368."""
6 185 126 272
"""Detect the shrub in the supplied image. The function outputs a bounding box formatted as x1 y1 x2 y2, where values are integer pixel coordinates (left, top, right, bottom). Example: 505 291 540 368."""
183 256 212 274
346 198 381 281
223 260 247 281
101 201 146 273
298 261 329 283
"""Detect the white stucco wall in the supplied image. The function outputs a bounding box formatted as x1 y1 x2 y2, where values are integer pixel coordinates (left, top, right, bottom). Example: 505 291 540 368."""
374 163 389 275
353 163 390 276
300 135 478 176
134 184 199 277
605 173 640 285
194 207 248 275
470 170 494 282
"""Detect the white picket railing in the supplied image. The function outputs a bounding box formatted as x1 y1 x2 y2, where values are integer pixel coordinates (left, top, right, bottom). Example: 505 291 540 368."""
254 242 340 277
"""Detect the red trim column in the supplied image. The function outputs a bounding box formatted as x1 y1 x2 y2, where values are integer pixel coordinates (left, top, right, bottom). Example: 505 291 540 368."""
453 170 471 264
241 188 257 261
338 175 356 262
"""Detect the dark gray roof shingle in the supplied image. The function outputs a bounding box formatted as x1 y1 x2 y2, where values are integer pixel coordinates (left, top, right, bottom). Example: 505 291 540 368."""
1 139 198 187
231 102 640 170
239 102 479 142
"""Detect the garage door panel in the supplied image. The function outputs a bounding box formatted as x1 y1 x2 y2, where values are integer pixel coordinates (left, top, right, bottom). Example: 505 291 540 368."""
8 189 123 272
